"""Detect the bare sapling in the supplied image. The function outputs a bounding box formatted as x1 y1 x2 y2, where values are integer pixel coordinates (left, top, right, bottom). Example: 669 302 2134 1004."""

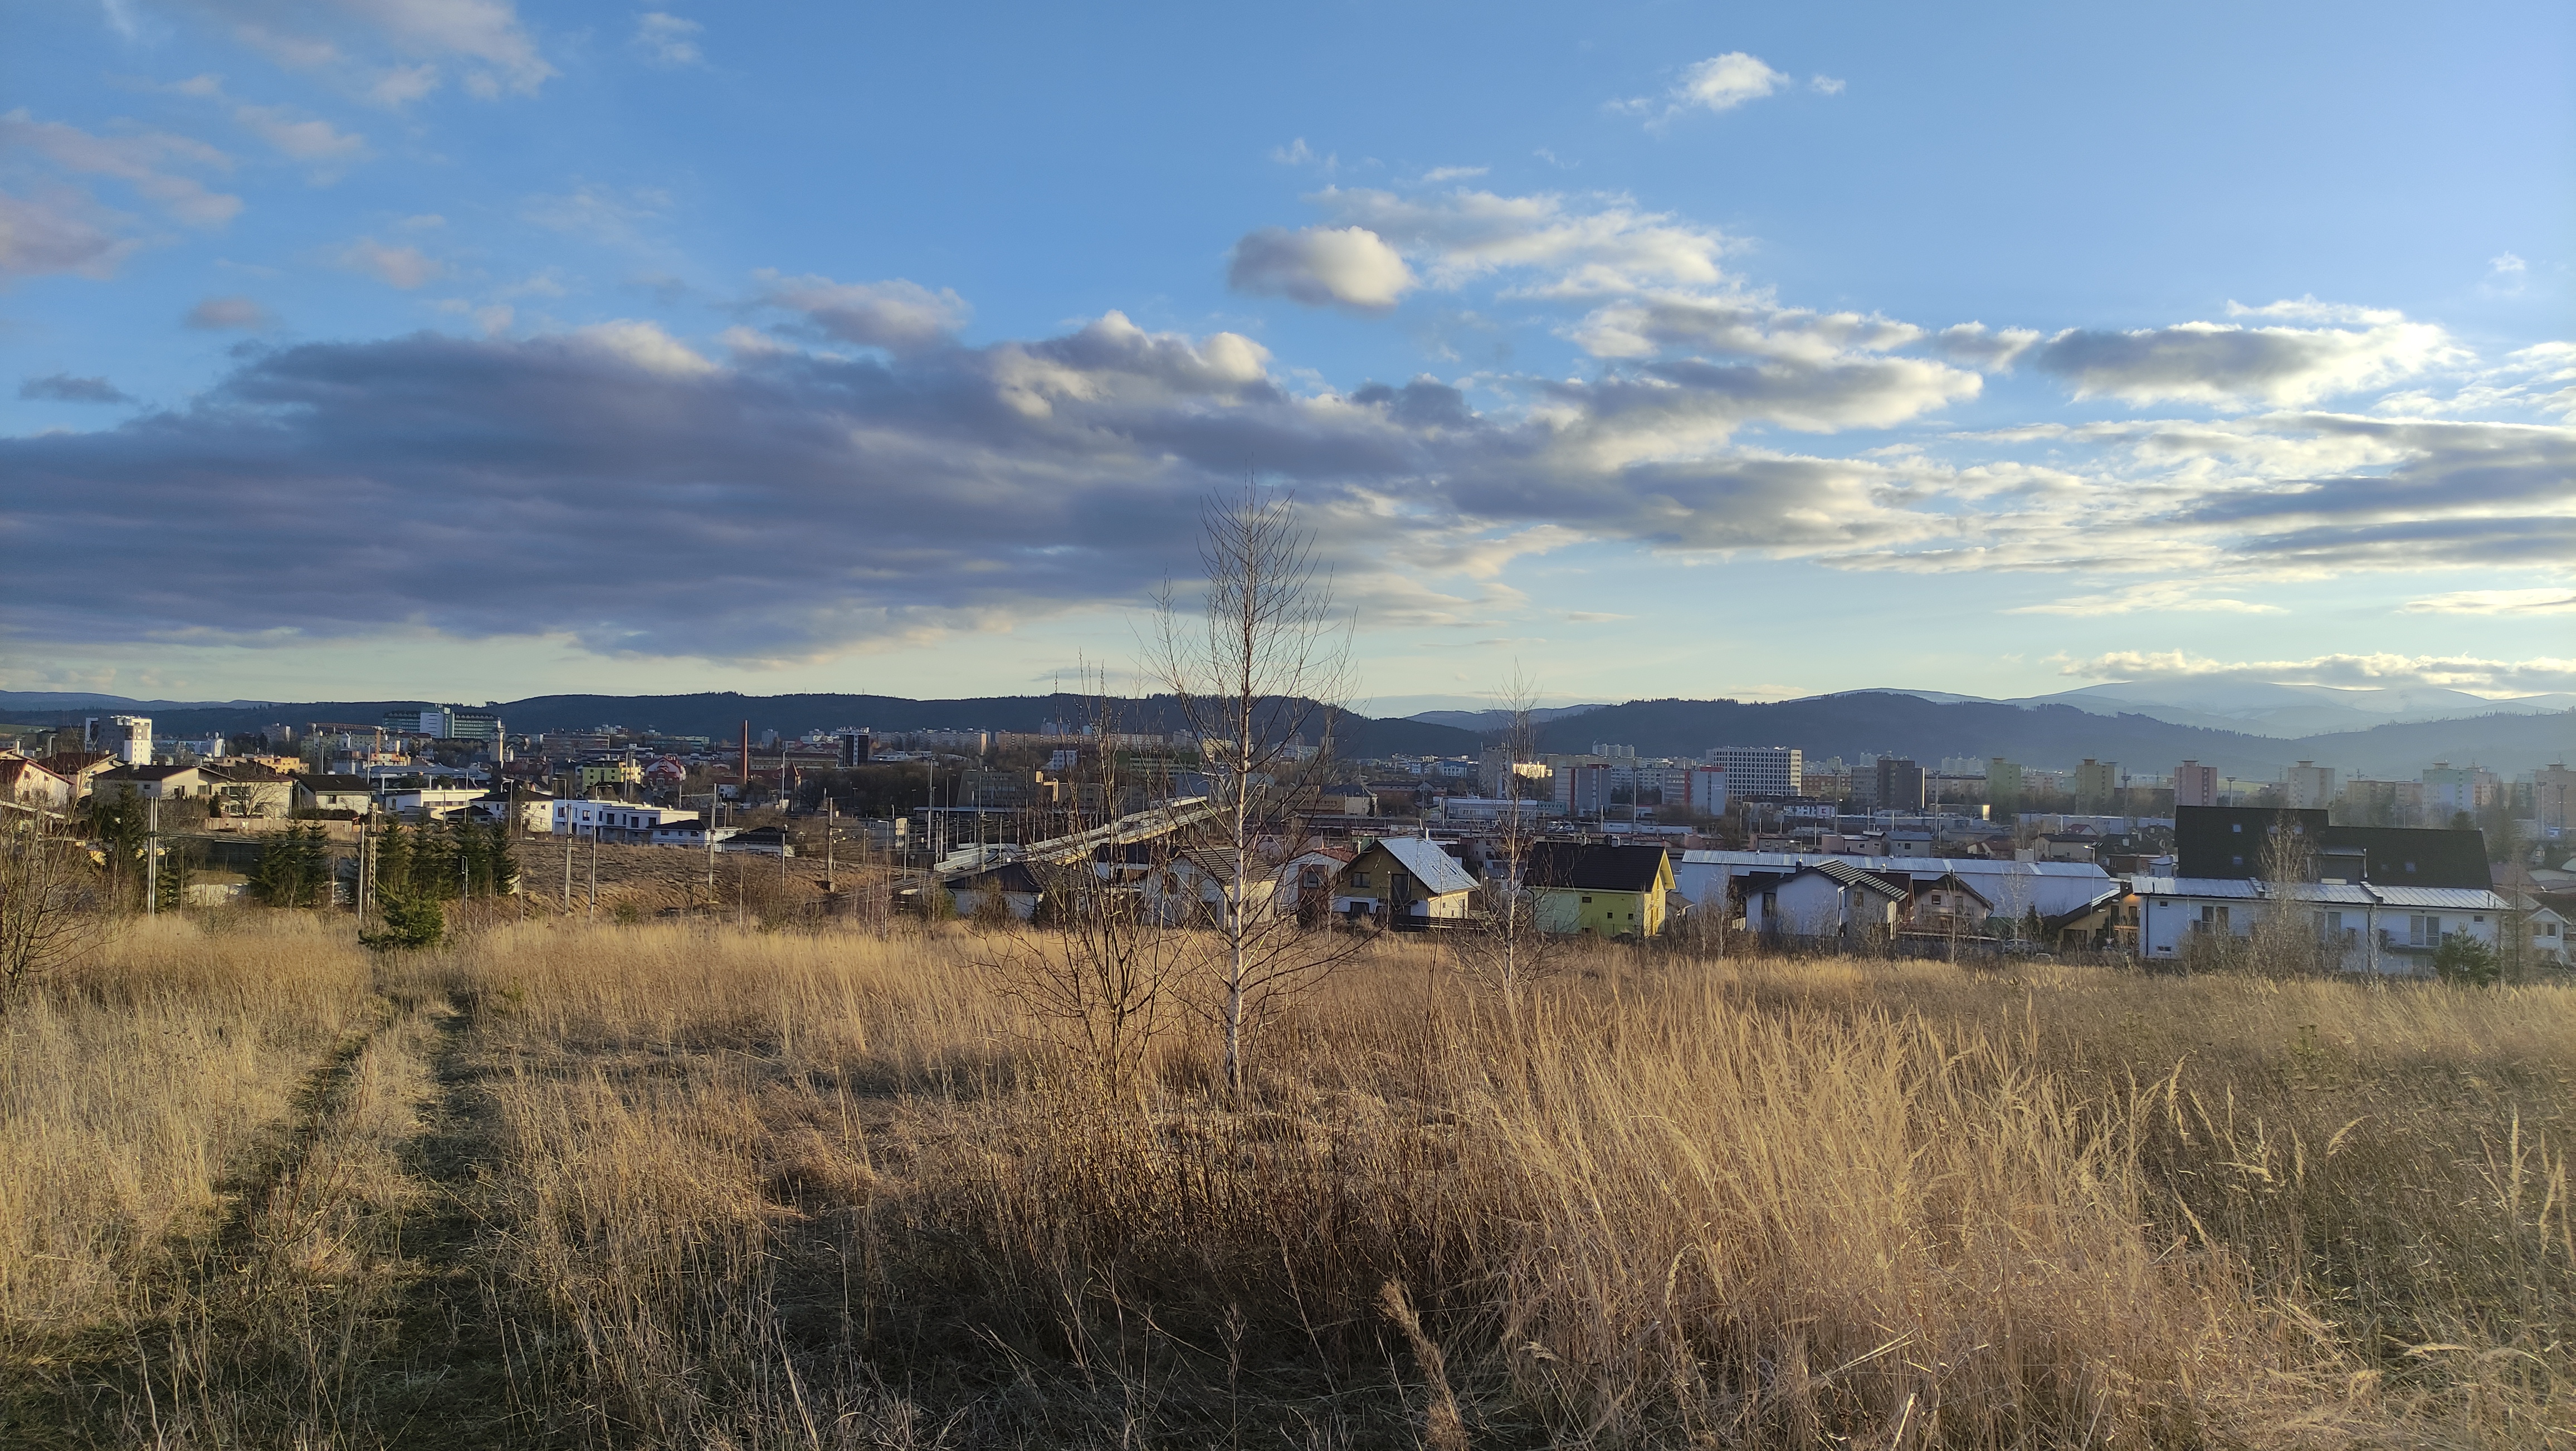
978 685 1188 1099
1148 478 1358 1098
2248 813 2325 977
0 808 95 1004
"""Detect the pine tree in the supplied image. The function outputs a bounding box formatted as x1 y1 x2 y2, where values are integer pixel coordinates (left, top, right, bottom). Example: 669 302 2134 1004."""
374 819 412 908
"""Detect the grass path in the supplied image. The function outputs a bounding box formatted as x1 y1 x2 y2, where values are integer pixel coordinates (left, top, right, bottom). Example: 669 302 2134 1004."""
12 978 525 1449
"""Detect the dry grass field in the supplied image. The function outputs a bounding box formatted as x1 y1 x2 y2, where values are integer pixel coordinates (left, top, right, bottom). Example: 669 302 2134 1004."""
2 912 2570 1448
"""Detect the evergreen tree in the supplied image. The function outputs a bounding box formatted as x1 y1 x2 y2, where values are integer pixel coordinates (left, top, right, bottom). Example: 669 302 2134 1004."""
363 886 445 950
154 839 196 909
250 826 328 907
374 819 412 908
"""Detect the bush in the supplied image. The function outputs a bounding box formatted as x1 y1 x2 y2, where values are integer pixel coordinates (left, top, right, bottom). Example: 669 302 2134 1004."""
2433 932 2501 987
361 889 444 950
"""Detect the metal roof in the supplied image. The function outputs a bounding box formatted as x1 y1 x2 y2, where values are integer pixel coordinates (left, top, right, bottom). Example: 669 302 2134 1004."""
1369 836 1479 897
1677 850 2114 879
2129 877 2506 910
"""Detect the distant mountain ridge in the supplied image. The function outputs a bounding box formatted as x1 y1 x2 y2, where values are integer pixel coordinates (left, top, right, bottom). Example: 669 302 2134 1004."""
7 686 2567 775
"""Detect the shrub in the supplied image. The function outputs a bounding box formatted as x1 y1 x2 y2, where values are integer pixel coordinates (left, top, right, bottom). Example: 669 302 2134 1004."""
2433 932 2501 986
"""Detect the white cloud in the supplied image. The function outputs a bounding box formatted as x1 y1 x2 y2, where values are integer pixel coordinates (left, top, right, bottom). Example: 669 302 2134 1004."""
1227 225 1416 311
1308 185 1730 294
1569 293 1922 363
1931 322 2042 371
1621 52 1789 122
338 236 442 288
2404 587 2576 616
0 108 242 229
2057 649 2576 694
233 104 367 165
757 271 971 350
569 319 711 374
199 0 554 99
2036 303 2465 408
633 12 703 66
0 188 136 279
1809 74 1845 95
2003 580 2285 616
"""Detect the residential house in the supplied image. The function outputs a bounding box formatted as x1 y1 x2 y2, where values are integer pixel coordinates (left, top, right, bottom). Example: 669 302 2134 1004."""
2511 894 2568 967
1904 871 1993 931
716 825 796 857
2174 805 2491 889
36 751 118 800
2033 832 2100 864
1277 844 1354 921
199 762 295 818
1524 841 1675 938
0 757 75 810
295 774 379 817
648 817 737 849
552 800 699 841
2131 875 2506 974
387 787 487 822
1143 848 1274 925
467 791 555 832
87 763 204 804
1335 836 1477 926
950 860 1047 922
1742 859 1907 941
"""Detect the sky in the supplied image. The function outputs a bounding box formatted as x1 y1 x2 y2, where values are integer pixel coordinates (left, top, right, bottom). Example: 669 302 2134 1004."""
2 0 2571 714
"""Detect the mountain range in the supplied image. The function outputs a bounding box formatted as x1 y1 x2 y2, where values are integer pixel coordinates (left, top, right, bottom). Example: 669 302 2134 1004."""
5 685 2569 777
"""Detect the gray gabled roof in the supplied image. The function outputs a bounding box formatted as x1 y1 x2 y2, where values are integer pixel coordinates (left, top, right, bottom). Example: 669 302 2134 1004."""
1789 859 1909 900
1370 835 1478 896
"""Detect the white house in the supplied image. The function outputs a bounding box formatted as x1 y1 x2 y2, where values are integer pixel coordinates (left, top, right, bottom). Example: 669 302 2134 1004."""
2512 895 2569 967
1675 851 2117 924
2130 875 2508 974
387 786 490 822
552 800 699 843
1143 848 1277 926
1743 860 1908 939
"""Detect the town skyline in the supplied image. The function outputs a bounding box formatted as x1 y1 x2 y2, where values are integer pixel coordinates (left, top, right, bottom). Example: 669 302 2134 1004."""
4 1 2570 707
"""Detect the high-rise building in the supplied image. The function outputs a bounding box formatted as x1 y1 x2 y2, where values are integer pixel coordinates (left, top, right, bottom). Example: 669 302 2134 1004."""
2536 763 2574 834
1557 763 1611 817
1682 765 1728 815
2074 758 2120 807
2423 762 2477 817
382 706 450 738
1987 758 2023 807
2285 761 2336 810
2174 759 2219 809
84 715 152 765
838 731 872 767
1874 756 1925 811
446 709 504 743
1704 745 1802 797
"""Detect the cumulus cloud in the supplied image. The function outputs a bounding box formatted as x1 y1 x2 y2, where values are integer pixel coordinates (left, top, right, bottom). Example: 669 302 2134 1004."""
1305 186 1730 294
1569 293 1921 363
1614 53 1790 124
1931 322 2042 371
337 236 442 288
756 271 970 350
19 373 135 405
633 12 703 65
185 294 274 329
2036 303 2462 407
2057 649 2576 694
1227 225 1416 311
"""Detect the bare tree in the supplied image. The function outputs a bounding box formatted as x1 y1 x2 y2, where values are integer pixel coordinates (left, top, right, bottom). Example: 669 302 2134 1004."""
1 809 95 1005
1147 480 1355 1097
2248 812 2326 977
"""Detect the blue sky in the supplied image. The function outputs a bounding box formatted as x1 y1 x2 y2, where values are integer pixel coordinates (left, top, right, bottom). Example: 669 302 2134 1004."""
3 0 2570 712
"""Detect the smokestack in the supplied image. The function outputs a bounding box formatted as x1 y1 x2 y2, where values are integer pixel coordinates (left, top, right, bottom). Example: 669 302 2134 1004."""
740 720 751 800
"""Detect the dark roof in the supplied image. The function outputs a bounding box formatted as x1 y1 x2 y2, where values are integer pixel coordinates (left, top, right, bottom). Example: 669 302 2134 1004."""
95 763 198 782
200 762 291 783
1524 841 1670 894
2174 805 2489 890
300 775 376 792
957 860 1045 893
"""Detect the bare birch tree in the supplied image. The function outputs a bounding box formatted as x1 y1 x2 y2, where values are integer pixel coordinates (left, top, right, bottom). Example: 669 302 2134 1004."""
1 809 95 1005
1148 480 1355 1097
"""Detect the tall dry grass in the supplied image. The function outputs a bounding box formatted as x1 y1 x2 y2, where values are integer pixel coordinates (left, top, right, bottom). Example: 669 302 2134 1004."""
0 914 374 1336
5 913 2569 1447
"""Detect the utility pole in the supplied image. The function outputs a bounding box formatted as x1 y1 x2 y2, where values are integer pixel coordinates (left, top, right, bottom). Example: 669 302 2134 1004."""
824 796 836 894
145 793 159 916
563 807 573 911
588 821 598 922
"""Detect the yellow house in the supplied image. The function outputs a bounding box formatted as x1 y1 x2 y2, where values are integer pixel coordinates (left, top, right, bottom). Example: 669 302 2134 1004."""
1524 842 1675 938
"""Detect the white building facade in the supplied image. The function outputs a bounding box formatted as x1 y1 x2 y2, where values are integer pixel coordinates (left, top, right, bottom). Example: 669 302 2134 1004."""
2131 875 2506 975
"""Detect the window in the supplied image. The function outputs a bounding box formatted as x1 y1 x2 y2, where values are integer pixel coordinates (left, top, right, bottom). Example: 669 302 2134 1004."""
2408 914 2441 947
1350 872 1369 887
2231 855 2244 868
1581 894 1593 903
2231 823 2243 834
